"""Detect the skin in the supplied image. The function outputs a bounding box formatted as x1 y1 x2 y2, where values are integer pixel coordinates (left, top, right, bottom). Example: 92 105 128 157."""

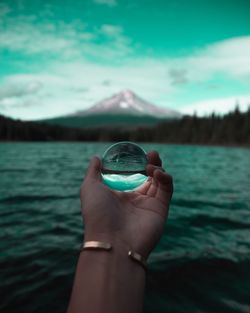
67 151 173 313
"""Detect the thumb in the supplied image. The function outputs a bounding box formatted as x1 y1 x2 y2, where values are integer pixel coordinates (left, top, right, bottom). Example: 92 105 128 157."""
85 156 102 181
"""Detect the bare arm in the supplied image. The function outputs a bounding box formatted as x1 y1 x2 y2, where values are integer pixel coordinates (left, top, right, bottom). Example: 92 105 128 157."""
67 242 145 313
67 151 173 313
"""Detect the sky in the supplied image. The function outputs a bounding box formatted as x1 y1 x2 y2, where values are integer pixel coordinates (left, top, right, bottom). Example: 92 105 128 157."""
0 0 250 120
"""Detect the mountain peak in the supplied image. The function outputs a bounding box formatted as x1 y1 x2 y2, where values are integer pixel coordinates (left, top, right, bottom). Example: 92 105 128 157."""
120 89 134 98
74 89 181 118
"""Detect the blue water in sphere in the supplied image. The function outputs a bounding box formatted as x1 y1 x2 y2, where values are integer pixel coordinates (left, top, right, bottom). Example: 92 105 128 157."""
102 173 148 192
101 142 148 192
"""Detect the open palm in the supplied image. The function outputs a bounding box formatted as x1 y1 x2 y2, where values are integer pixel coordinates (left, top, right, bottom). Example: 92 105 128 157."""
81 151 173 258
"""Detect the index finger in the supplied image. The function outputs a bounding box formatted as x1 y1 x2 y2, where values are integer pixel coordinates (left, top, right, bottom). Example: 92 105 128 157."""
85 156 102 181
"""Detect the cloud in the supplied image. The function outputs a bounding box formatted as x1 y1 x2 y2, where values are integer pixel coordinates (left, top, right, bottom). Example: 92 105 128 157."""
0 81 43 101
70 86 90 93
0 9 132 61
0 59 175 119
0 17 82 57
180 36 250 83
2 34 250 119
2 3 248 81
93 0 117 7
102 80 112 86
0 3 250 119
182 95 250 116
100 24 123 37
0 80 44 113
169 68 189 85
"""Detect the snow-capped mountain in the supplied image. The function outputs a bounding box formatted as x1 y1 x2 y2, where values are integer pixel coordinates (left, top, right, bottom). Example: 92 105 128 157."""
74 89 181 118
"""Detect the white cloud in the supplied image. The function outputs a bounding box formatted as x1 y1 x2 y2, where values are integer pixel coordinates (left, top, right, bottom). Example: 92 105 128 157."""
93 0 117 7
0 80 43 101
0 3 250 119
2 3 249 81
179 36 250 83
2 34 250 119
0 10 132 61
182 95 250 116
0 17 81 56
0 59 175 120
100 24 123 37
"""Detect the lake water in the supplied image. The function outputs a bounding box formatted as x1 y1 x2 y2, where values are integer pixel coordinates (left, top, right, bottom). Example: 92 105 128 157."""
0 143 250 313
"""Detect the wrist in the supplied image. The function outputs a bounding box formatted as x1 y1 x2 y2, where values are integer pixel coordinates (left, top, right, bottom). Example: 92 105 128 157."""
84 232 129 252
83 231 150 260
82 239 148 272
79 240 146 282
76 245 146 313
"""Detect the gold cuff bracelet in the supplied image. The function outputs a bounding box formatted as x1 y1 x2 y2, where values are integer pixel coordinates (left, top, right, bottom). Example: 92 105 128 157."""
81 241 147 272
128 250 147 271
81 241 112 251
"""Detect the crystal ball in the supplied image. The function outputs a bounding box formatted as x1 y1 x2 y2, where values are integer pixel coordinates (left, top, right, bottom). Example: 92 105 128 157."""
101 142 148 191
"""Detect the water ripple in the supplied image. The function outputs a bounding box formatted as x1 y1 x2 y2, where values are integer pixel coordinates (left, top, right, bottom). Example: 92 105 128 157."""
1 143 250 313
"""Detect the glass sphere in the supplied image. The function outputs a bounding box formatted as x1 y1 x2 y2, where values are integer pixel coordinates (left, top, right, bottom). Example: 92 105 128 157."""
101 142 148 191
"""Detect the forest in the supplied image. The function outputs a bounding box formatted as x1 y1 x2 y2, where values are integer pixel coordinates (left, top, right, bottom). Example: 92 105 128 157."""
0 107 249 145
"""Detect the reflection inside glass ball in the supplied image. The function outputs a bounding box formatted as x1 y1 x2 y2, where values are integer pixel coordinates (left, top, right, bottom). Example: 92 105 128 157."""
101 142 148 191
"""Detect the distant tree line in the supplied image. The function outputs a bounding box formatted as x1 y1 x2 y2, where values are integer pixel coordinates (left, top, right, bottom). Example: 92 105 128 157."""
0 107 250 145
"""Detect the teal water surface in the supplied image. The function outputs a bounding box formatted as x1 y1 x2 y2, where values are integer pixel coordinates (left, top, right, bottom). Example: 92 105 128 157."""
0 143 250 313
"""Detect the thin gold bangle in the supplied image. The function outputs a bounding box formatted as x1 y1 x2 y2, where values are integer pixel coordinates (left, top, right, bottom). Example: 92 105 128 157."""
80 241 147 272
128 250 147 272
81 241 112 251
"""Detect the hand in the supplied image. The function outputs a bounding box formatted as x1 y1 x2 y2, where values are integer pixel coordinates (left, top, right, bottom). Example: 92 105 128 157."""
80 151 173 258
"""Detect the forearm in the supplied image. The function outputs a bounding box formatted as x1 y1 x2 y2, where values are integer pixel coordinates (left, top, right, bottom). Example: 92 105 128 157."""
67 244 146 313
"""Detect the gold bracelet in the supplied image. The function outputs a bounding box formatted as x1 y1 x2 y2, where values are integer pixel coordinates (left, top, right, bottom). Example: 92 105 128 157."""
81 241 112 251
81 241 147 272
128 250 147 272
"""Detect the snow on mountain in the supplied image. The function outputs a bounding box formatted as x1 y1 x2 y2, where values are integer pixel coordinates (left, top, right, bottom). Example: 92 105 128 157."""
74 89 181 118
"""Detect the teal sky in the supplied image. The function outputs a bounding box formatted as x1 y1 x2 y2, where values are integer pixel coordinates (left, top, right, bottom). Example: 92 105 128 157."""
0 0 250 119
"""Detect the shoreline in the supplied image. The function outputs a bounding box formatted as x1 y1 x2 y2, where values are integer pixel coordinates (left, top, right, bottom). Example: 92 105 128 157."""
0 141 249 149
